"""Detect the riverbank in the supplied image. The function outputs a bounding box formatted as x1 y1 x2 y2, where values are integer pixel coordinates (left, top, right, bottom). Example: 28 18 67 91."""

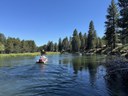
46 52 60 55
0 52 60 57
80 44 128 58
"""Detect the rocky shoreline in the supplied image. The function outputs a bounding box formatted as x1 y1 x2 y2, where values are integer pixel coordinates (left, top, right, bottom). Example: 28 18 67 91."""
81 45 128 59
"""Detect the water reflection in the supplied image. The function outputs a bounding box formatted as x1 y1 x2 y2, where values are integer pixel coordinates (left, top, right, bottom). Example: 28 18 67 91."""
88 62 97 86
1 54 127 96
37 63 46 72
105 68 128 95
59 55 104 87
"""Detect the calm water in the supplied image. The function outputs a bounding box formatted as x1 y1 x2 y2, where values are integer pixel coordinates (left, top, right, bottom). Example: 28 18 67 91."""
0 54 128 96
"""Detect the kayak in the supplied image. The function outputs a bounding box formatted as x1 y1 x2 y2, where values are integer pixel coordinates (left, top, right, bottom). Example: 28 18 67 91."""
36 61 45 63
36 58 48 64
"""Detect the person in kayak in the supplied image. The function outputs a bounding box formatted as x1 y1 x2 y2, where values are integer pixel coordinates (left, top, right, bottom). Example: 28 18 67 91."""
40 49 46 56
39 55 47 62
37 50 47 63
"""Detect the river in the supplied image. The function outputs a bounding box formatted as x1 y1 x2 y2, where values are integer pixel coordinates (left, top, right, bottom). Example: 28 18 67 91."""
0 54 127 96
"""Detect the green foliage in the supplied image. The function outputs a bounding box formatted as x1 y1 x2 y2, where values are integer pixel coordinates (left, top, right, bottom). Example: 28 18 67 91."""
97 37 104 48
62 37 69 51
93 31 98 48
21 40 27 52
118 0 128 44
72 36 81 52
73 29 78 37
0 33 6 53
0 52 40 57
87 21 97 49
58 38 62 52
1 0 128 54
27 40 36 52
72 29 81 52
54 43 58 52
0 33 6 44
5 37 14 53
80 36 85 50
0 33 37 54
83 33 87 48
69 37 72 52
0 42 5 53
79 32 83 40
78 32 86 51
13 38 21 53
47 41 54 51
105 0 119 49
20 40 36 53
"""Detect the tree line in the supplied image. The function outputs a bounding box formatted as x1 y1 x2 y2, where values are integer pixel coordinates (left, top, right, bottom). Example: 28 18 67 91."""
105 0 128 50
40 20 105 52
42 0 128 53
0 33 37 53
0 0 128 54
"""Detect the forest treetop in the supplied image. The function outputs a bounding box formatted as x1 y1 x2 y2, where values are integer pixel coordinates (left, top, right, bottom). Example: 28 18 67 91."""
0 0 128 54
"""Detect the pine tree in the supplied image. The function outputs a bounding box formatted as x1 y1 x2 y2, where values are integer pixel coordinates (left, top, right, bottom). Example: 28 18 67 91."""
47 41 54 51
79 32 83 40
81 37 85 51
79 32 85 51
83 33 87 49
72 29 81 52
58 38 62 52
105 0 119 49
87 21 96 49
118 0 128 44
93 31 98 48
54 43 58 52
73 29 78 37
62 37 69 51
69 37 72 52
73 36 81 52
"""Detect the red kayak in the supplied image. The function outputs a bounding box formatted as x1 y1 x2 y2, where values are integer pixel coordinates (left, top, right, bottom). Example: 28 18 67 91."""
36 58 48 63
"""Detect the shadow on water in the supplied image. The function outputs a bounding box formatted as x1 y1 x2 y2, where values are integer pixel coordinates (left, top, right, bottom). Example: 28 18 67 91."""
71 55 105 87
104 56 128 96
0 54 128 96
14 55 106 96
105 77 128 96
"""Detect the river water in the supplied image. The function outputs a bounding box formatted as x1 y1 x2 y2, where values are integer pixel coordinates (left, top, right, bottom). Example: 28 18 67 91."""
0 54 128 96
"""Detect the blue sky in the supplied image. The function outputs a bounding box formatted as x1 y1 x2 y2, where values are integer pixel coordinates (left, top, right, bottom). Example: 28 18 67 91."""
0 0 116 46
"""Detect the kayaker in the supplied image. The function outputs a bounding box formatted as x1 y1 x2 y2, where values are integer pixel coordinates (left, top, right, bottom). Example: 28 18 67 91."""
39 55 47 62
39 56 43 62
40 49 46 56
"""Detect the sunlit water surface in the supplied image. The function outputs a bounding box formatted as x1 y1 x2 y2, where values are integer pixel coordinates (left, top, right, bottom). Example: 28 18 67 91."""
0 54 128 96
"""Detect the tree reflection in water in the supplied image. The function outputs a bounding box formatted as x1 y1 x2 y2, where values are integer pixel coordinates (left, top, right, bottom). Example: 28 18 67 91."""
104 57 128 96
60 55 100 87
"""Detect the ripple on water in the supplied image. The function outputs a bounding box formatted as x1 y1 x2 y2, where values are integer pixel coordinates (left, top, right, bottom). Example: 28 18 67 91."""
13 63 100 96
0 55 125 96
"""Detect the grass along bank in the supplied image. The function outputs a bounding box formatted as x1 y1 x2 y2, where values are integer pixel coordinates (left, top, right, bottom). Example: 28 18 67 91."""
0 52 40 57
46 52 60 55
0 52 60 57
